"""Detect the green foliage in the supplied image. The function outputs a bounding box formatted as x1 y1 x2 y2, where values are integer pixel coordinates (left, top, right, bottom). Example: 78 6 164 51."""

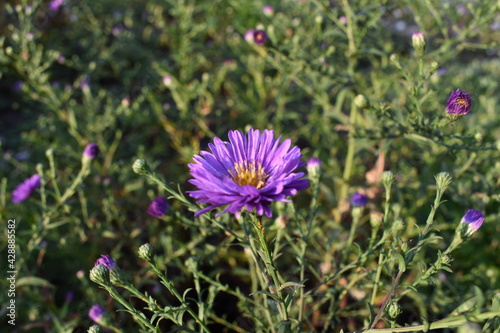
1 0 499 332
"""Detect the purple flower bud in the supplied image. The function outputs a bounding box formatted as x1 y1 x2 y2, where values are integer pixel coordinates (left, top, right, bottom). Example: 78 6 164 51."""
253 30 268 45
147 197 169 217
244 29 255 42
88 304 106 323
446 89 472 115
351 192 368 207
262 5 274 16
460 209 485 236
83 143 99 160
12 174 41 204
94 254 115 270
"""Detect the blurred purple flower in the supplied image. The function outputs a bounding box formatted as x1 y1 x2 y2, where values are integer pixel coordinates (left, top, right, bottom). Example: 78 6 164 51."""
244 29 255 42
147 197 169 217
88 304 106 323
49 0 64 12
94 255 115 270
83 143 99 160
351 192 368 207
12 174 41 204
253 30 268 45
12 81 24 91
263 5 274 16
446 89 472 115
461 209 485 236
65 291 74 303
188 129 309 217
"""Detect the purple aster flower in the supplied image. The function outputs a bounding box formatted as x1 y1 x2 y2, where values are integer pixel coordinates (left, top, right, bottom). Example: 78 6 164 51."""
12 174 41 204
49 0 64 12
188 129 310 218
83 143 99 160
351 192 368 207
88 304 106 323
446 89 472 115
253 30 268 45
147 197 169 217
94 255 115 270
460 209 485 236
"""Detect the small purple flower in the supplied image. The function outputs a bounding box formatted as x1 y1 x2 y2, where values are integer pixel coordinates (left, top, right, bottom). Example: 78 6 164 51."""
88 304 106 323
262 5 274 16
351 192 368 207
94 255 115 270
147 197 169 217
253 30 268 45
49 0 64 12
446 89 472 115
12 81 24 92
244 29 255 42
188 129 310 218
461 209 485 236
83 143 99 160
65 291 74 303
12 174 41 204
162 75 172 86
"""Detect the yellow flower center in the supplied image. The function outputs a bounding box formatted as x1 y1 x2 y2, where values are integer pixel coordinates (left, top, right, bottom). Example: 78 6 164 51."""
455 98 468 107
229 161 267 189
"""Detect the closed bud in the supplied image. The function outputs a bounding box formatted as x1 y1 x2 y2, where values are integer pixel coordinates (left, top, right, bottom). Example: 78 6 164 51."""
386 301 402 319
138 243 154 262
89 265 111 286
132 159 150 175
435 172 452 192
382 171 395 189
412 32 426 57
88 325 102 333
430 61 439 73
370 211 383 229
389 54 401 69
354 94 368 109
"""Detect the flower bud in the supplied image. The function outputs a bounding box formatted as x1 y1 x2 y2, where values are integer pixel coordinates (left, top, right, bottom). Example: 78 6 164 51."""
138 243 155 262
132 159 150 175
353 94 368 109
381 171 395 189
386 301 402 319
351 192 368 207
370 211 383 229
87 325 102 333
435 172 452 192
83 143 99 161
458 209 485 238
89 265 110 286
412 32 426 57
306 157 321 177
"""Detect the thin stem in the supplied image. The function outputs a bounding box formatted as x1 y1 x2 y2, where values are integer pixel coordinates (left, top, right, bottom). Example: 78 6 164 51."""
148 260 210 332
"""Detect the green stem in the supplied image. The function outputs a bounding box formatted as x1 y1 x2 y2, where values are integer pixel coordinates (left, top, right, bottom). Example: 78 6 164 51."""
353 310 500 333
148 260 210 332
339 99 359 204
248 215 290 331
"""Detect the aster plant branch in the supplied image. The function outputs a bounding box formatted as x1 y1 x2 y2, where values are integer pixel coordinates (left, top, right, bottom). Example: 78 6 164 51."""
246 213 292 332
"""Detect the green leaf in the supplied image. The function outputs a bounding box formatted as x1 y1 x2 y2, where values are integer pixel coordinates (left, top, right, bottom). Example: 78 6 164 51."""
250 290 281 302
17 276 55 289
